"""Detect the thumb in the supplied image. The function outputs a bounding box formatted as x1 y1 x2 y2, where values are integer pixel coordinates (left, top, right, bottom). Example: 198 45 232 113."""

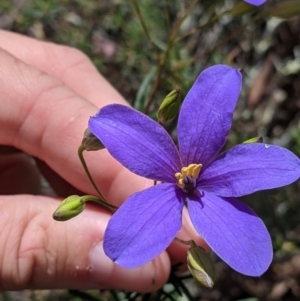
0 195 170 292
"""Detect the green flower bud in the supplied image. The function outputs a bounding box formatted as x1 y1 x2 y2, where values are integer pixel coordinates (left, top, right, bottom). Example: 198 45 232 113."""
53 195 86 221
157 89 181 123
187 241 216 288
81 128 105 151
243 136 263 144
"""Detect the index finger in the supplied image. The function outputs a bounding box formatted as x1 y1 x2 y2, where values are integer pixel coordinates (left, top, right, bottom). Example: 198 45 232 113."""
0 29 126 108
0 47 148 205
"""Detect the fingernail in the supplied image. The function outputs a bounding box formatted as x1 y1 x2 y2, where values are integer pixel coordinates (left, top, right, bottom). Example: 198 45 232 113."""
88 241 161 292
88 241 114 287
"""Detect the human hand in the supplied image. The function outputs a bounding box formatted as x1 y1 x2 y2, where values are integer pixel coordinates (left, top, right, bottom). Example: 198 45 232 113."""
0 30 205 292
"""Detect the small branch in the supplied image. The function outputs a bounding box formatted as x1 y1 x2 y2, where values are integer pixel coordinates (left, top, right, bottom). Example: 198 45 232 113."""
164 0 171 33
130 0 159 55
143 0 200 114
176 12 225 42
169 0 199 42
144 63 163 114
173 11 266 72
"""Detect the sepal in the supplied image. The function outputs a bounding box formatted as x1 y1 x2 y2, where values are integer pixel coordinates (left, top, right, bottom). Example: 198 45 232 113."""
187 240 216 288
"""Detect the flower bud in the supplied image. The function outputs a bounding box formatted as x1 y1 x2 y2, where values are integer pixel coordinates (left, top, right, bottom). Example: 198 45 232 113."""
81 128 105 151
53 195 86 221
187 241 216 288
243 136 263 144
157 89 181 123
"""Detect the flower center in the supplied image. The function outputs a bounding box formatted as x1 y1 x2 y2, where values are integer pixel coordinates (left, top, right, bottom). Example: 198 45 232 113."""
175 164 202 193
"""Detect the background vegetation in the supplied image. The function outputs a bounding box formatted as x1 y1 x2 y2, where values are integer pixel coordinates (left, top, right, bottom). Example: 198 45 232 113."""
1 0 300 300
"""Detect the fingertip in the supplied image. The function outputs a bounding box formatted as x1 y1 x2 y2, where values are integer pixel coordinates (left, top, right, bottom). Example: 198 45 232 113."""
89 242 171 292
167 207 209 266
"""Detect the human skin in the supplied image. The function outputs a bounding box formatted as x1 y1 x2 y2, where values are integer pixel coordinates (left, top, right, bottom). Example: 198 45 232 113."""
0 30 205 292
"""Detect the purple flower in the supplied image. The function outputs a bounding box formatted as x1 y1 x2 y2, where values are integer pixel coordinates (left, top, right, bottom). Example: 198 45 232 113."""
243 0 266 6
88 65 300 276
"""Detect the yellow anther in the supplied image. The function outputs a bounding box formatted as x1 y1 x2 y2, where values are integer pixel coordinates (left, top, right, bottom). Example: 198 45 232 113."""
175 172 182 180
191 164 202 179
175 163 203 189
178 179 184 189
181 166 188 177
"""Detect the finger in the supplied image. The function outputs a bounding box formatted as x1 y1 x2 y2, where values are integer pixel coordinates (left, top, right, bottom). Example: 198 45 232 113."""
0 30 134 198
0 47 148 205
0 195 170 291
0 29 126 107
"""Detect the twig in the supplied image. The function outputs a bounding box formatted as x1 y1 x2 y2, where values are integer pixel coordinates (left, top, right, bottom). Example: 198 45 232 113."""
164 0 171 33
144 0 200 114
173 11 266 72
130 0 159 55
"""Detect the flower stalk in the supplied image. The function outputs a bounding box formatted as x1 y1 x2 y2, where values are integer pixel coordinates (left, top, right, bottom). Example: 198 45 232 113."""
77 142 117 212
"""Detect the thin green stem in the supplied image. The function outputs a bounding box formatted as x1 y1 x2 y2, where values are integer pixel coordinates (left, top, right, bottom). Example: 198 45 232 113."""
130 0 159 55
144 65 163 114
109 290 121 301
169 0 199 42
164 0 171 33
144 0 199 114
174 237 192 246
78 146 118 212
169 273 195 301
78 145 106 202
81 195 117 211
175 276 195 301
176 11 226 42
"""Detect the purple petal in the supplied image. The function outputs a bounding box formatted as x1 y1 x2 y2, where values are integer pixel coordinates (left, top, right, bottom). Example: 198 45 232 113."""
199 143 300 197
244 0 266 6
188 191 272 276
177 65 242 168
89 104 182 182
103 183 184 268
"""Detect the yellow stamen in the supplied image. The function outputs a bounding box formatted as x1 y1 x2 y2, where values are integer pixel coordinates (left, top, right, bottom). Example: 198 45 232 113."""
175 163 202 189
191 164 202 179
175 172 182 180
178 179 184 188
181 166 188 177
